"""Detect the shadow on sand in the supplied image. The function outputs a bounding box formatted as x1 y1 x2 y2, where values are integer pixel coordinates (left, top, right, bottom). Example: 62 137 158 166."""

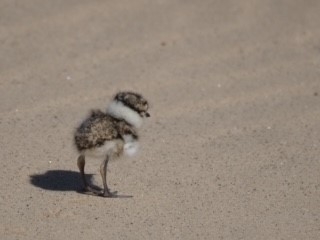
30 170 132 198
30 170 96 193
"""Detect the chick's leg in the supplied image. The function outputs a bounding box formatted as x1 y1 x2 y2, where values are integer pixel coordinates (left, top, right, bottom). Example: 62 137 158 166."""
77 154 100 195
100 156 117 197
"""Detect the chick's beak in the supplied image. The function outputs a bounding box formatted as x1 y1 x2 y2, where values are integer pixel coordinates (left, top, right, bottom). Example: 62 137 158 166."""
140 111 150 118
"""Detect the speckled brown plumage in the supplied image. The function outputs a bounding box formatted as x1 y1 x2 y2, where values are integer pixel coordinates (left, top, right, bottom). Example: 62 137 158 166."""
74 110 137 151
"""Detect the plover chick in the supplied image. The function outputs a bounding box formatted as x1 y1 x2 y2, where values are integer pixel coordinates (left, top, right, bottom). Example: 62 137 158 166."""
74 91 150 197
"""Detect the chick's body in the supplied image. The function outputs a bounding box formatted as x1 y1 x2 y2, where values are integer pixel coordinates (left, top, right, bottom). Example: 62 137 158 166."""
73 92 149 197
75 110 137 158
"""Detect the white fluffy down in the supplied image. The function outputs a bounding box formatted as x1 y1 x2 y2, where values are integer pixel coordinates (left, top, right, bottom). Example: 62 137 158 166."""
107 100 142 128
84 135 139 159
123 134 139 156
124 142 139 156
84 140 119 158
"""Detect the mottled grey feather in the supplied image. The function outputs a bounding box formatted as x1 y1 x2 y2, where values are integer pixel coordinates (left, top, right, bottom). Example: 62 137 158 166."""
74 109 138 151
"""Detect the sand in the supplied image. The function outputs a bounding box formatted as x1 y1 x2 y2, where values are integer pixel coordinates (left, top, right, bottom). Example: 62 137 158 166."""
1 0 320 239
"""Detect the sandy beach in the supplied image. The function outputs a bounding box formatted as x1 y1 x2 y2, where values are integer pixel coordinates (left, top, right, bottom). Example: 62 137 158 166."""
1 1 319 239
